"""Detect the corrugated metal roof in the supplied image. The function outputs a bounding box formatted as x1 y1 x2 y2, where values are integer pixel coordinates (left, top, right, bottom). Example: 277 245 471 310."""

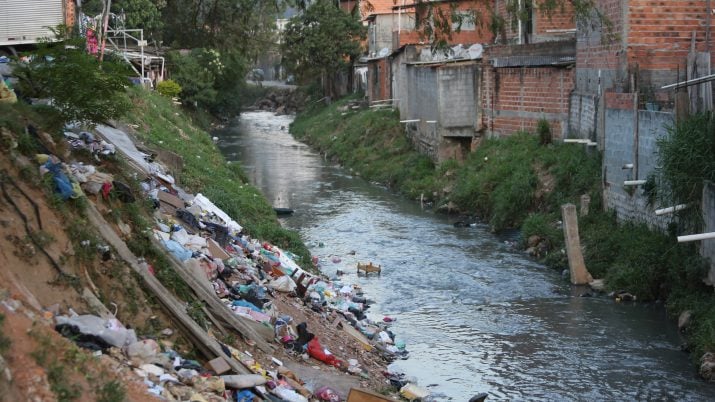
490 55 575 68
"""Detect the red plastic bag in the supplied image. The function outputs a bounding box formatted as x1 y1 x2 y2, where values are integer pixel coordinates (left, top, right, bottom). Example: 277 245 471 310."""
307 338 342 368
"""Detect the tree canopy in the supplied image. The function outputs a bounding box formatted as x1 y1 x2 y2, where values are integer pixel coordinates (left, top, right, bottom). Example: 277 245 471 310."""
281 0 365 97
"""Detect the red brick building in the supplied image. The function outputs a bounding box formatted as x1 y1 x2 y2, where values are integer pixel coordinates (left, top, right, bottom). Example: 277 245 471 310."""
479 1 577 139
571 0 715 141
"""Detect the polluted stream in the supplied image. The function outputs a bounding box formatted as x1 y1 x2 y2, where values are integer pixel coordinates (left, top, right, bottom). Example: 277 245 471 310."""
217 111 714 400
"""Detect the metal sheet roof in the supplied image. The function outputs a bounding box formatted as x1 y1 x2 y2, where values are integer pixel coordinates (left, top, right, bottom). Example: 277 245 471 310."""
490 55 575 68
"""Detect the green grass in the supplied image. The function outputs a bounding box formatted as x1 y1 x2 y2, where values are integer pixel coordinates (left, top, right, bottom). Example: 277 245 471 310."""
293 101 601 232
126 87 311 269
291 95 438 200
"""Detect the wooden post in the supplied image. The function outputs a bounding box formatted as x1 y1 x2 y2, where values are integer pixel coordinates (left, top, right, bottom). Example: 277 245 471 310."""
561 203 593 285
580 194 590 217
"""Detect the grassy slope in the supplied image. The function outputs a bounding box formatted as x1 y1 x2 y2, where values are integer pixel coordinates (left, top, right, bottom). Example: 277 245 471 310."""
291 97 715 361
127 88 311 268
290 96 438 199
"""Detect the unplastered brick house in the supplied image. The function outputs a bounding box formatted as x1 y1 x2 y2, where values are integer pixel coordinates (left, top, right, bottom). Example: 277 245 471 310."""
359 1 713 163
361 0 578 161
569 0 715 229
480 0 577 140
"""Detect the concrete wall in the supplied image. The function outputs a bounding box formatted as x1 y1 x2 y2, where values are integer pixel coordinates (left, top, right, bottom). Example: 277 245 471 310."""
603 94 674 227
392 47 418 117
437 64 478 131
569 91 599 140
702 181 715 286
368 14 395 55
400 61 479 161
405 64 440 159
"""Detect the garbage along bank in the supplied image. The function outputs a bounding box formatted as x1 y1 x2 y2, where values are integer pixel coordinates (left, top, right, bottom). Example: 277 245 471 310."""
0 92 427 400
79 117 419 400
126 88 311 269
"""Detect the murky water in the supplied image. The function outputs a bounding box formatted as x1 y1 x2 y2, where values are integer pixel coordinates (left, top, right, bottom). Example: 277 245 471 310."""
217 111 715 400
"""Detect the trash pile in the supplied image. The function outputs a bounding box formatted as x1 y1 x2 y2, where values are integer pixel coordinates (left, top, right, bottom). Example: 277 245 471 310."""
139 161 415 397
30 122 426 400
63 130 117 157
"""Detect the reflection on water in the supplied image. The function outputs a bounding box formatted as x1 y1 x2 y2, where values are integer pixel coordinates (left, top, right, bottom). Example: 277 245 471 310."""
217 112 715 400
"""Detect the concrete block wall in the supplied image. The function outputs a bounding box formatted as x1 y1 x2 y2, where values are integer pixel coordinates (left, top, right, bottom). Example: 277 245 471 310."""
369 14 395 55
437 64 477 129
481 66 573 138
702 181 715 286
406 65 440 158
568 91 598 140
603 102 674 228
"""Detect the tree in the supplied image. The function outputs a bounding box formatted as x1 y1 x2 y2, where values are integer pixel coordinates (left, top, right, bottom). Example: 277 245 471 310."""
383 0 614 50
162 0 287 52
81 0 166 40
282 0 365 98
14 41 131 125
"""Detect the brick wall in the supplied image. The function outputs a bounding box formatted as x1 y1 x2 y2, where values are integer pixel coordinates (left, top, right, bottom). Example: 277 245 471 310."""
603 106 674 227
494 0 576 43
494 0 519 43
575 0 627 93
628 0 712 82
534 2 575 35
604 91 635 110
481 65 574 138
367 58 390 102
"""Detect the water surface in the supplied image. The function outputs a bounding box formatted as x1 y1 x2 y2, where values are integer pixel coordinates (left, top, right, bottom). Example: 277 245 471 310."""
217 111 714 400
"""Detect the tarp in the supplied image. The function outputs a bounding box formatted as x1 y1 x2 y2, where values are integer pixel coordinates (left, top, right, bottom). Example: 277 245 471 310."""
193 193 243 234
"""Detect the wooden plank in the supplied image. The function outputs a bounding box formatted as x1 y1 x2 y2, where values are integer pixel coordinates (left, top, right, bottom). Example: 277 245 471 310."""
158 190 184 214
339 321 373 351
153 236 276 353
85 204 251 374
347 388 396 402
207 238 230 260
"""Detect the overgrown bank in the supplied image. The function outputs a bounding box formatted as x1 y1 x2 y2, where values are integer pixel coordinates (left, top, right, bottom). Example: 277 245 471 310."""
127 87 311 267
291 96 715 366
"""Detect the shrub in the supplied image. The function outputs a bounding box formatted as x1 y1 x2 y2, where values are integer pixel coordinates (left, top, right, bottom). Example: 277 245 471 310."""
14 40 131 126
156 79 181 98
537 118 552 145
